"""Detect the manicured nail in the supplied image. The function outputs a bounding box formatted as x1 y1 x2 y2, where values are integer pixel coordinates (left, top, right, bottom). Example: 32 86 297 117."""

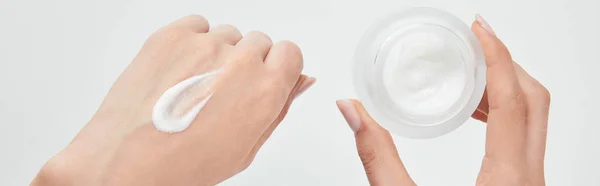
295 77 316 98
336 99 361 133
476 108 489 116
475 14 496 36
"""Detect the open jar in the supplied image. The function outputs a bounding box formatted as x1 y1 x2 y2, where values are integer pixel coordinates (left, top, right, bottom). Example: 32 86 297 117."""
353 7 486 139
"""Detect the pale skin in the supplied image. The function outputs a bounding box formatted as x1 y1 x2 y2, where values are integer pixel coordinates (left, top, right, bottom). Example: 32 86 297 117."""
31 15 315 186
32 14 550 186
337 15 550 185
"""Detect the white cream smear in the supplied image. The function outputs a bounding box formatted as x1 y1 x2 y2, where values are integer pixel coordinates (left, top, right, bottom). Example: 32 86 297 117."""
152 70 219 133
382 26 466 116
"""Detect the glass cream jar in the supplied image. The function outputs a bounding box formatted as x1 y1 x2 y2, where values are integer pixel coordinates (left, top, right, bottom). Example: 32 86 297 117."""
353 7 486 139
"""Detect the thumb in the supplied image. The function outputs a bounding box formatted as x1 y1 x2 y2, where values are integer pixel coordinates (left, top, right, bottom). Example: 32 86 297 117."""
336 99 416 186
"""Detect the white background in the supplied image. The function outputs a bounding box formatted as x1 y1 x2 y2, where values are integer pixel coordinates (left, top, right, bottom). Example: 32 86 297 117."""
1 0 599 185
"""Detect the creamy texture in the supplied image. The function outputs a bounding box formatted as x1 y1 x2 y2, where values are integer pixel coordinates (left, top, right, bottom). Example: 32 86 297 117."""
152 70 219 133
354 8 486 138
382 27 466 116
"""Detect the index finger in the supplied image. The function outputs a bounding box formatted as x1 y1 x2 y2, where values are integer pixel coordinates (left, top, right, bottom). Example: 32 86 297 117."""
472 15 528 161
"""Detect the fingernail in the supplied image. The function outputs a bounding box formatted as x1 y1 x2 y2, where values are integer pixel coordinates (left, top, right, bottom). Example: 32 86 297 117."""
336 99 361 133
295 77 316 98
476 108 489 116
475 14 496 36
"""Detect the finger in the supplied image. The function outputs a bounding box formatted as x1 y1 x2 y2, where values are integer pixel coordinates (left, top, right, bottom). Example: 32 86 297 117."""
478 90 490 114
264 41 304 96
235 31 273 61
271 75 315 125
513 63 550 170
294 76 315 99
208 24 242 45
169 15 210 33
246 75 315 158
473 15 520 108
472 90 489 122
472 110 488 123
336 99 416 186
472 15 528 161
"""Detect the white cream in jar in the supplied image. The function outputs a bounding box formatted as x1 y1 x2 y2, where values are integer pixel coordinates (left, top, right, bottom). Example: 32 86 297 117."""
354 7 486 138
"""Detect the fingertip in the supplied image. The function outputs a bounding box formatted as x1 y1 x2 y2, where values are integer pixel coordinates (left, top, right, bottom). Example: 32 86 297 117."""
471 109 488 123
335 99 385 135
471 20 480 34
346 100 416 185
301 76 317 90
471 15 520 105
471 20 494 49
350 100 378 128
336 99 361 133
474 14 496 36
294 76 316 98
306 76 317 84
471 18 513 68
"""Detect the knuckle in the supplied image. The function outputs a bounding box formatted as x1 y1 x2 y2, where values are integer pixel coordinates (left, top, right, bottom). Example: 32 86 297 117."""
151 15 207 41
35 155 75 185
181 14 208 23
217 25 242 39
276 40 302 56
163 15 209 33
379 128 395 143
215 24 239 33
520 78 551 107
532 83 551 105
361 122 391 139
496 42 512 58
179 14 209 28
275 41 303 68
367 127 396 149
248 31 272 43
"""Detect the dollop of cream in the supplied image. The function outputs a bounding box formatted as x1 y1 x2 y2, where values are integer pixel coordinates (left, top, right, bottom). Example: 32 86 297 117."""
152 70 219 133
382 28 466 116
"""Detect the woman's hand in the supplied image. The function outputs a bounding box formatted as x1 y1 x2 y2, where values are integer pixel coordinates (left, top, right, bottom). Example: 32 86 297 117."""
32 15 315 186
336 15 550 186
